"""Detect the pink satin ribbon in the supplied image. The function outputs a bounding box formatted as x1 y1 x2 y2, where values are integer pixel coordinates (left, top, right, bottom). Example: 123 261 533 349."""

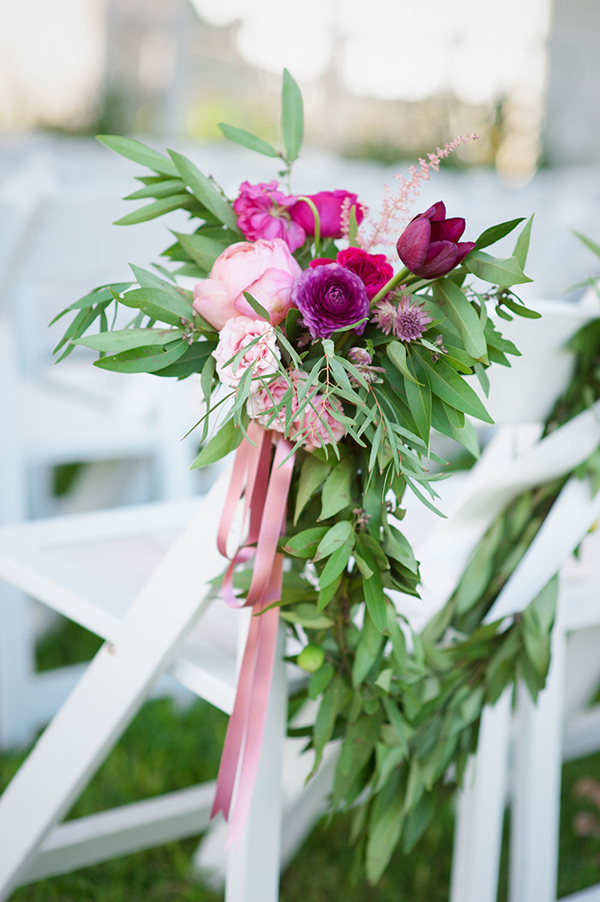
211 423 295 846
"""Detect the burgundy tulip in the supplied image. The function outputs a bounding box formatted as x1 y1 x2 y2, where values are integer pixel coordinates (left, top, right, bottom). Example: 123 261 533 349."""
396 201 476 279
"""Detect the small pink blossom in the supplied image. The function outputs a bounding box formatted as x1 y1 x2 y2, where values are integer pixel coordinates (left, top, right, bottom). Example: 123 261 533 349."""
247 373 346 452
233 181 306 252
193 239 302 330
213 316 281 388
395 297 432 342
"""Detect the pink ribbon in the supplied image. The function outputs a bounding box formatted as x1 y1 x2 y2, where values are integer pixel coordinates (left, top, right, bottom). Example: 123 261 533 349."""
211 423 295 846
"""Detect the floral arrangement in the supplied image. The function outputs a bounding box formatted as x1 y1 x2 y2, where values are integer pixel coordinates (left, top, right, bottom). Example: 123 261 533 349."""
54 71 541 881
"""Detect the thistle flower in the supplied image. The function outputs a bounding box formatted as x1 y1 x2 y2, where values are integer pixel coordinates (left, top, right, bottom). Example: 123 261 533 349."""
347 347 385 384
394 297 432 342
371 299 398 336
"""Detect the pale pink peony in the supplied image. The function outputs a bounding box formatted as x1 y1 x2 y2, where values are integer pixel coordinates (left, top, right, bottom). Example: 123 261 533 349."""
193 239 302 330
213 316 281 388
247 373 346 452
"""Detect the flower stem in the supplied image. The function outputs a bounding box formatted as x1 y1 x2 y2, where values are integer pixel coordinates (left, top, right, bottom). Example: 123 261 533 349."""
297 195 321 257
370 266 412 307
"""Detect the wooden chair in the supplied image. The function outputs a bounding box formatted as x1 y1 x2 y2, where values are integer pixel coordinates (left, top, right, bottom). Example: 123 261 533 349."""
0 300 598 902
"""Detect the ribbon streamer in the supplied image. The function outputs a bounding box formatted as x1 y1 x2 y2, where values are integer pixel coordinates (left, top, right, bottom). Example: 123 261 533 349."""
211 423 295 846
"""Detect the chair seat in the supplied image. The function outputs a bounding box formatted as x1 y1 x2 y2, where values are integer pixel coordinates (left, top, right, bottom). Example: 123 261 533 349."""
0 490 306 715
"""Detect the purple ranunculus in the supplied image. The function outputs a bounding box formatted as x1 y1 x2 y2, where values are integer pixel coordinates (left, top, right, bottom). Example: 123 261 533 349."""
396 201 476 280
292 263 370 340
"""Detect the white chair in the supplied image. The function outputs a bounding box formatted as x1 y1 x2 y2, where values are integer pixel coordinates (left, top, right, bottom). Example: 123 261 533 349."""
0 300 596 902
0 155 204 748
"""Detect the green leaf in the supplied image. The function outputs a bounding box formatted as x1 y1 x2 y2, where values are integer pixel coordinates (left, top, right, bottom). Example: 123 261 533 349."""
114 194 194 226
243 291 271 322
191 418 243 468
124 178 185 200
154 340 214 378
475 218 525 250
386 340 422 384
352 610 386 686
574 230 600 260
129 264 185 299
314 520 354 562
404 355 431 444
319 460 353 520
168 149 239 231
281 68 304 162
172 231 228 271
514 214 534 270
312 677 347 773
363 573 388 633
365 770 404 884
97 135 178 176
319 530 355 587
308 662 335 700
463 250 532 287
432 279 488 361
294 455 332 523
283 527 329 559
115 287 192 327
94 340 188 374
454 517 503 614
412 347 494 424
501 297 541 319
280 604 334 629
218 122 280 157
74 327 183 353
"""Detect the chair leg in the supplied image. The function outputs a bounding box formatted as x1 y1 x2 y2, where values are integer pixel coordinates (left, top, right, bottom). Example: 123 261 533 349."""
0 594 212 900
225 623 288 902
0 586 37 749
450 686 513 902
509 616 566 902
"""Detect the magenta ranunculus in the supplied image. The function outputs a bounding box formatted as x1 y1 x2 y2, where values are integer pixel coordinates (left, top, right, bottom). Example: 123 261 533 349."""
311 248 393 300
192 239 302 330
396 201 476 280
291 190 365 239
292 263 370 340
233 181 306 252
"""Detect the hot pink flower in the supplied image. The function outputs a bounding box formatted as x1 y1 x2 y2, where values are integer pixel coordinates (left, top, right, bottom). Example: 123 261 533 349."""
193 239 302 330
233 181 306 252
291 190 365 239
311 247 393 300
213 316 280 388
247 373 346 451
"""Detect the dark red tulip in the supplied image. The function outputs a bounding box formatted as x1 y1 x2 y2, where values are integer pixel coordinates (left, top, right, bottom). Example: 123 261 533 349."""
396 201 476 279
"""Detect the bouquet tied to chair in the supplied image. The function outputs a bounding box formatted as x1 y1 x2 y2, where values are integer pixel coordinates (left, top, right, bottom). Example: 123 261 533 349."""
55 71 545 881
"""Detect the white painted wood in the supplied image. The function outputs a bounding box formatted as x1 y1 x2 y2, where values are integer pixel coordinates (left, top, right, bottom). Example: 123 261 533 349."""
564 707 600 762
22 781 216 883
560 884 600 902
0 487 230 899
224 623 288 902
450 688 512 902
509 597 567 902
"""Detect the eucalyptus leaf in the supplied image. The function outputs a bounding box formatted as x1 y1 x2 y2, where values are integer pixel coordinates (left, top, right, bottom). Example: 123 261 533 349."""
97 135 178 176
281 68 304 162
475 217 525 250
319 460 353 520
168 149 240 231
218 122 280 158
93 339 188 374
514 214 534 270
463 250 532 287
74 328 183 353
191 418 243 468
432 279 488 361
114 194 194 226
294 455 332 523
172 230 229 271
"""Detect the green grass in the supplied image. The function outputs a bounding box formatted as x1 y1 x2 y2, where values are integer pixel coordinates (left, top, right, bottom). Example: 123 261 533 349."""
2 618 600 900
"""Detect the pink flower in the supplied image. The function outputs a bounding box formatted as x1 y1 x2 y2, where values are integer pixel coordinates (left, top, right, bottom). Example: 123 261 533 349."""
291 190 365 239
311 247 393 300
248 373 346 452
193 239 302 330
233 181 306 252
213 316 281 388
